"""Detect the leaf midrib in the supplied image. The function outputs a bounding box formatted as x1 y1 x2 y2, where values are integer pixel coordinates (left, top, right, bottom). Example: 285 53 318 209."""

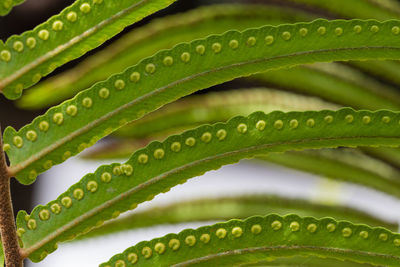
172 245 400 267
9 45 399 176
20 135 398 257
0 0 149 91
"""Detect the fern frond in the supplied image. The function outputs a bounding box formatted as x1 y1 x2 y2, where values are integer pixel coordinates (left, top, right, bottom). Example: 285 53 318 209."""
6 19 400 184
15 109 400 262
0 0 177 99
79 194 399 241
101 214 400 267
0 0 24 16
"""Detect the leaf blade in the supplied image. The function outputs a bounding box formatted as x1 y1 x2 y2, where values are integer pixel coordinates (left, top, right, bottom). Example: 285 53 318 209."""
0 0 177 99
101 214 400 266
15 109 400 262
6 19 400 184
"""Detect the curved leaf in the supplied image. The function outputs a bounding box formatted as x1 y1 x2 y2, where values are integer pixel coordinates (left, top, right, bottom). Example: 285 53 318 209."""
362 147 400 168
241 256 373 267
79 194 399 241
260 149 400 199
16 109 400 262
17 3 315 109
6 19 400 184
101 214 400 267
250 63 400 110
0 0 24 16
284 0 400 19
0 0 177 99
112 88 336 139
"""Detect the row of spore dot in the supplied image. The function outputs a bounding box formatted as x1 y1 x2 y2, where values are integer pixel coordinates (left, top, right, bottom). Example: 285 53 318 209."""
4 112 396 182
1 1 102 62
103 218 400 266
1 21 397 65
5 22 399 152
18 161 137 238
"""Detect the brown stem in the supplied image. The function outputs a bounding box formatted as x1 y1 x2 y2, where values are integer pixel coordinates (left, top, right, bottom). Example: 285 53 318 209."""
0 130 23 267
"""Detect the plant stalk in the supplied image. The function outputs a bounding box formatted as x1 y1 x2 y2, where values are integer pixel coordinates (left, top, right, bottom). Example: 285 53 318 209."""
0 130 22 267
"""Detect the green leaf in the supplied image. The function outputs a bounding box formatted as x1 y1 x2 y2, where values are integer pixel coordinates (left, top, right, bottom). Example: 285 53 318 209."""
112 88 336 139
16 109 400 262
0 0 177 99
0 0 24 16
250 63 400 110
242 256 374 267
101 214 400 267
7 19 400 184
362 146 400 168
17 3 315 109
283 0 400 19
259 149 400 199
79 194 399 241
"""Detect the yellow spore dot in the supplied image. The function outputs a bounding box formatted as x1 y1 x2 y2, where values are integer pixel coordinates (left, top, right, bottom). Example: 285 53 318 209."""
39 121 49 132
38 29 49 40
153 148 165 159
138 154 149 164
185 137 196 147
53 113 64 125
212 42 222 53
216 228 227 239
201 132 212 143
66 11 77 22
359 230 369 239
246 36 256 46
127 253 138 264
121 164 133 176
66 105 78 116
326 223 336 232
73 188 84 200
26 37 36 49
82 97 93 108
265 35 274 45
114 260 125 267
0 50 11 62
290 221 300 232
43 160 53 170
345 114 354 123
299 27 308 36
231 227 243 237
342 227 352 237
170 142 181 152
281 31 291 40
50 203 61 214
256 120 266 131
251 224 262 234
130 72 140 82
181 52 191 63
86 181 98 192
163 56 173 66
306 118 315 128
229 39 239 49
52 20 63 31
317 26 326 35
216 129 227 140
26 130 37 142
101 172 112 183
155 242 166 254
200 233 210 243
271 220 282 230
237 123 247 134
39 209 50 221
27 219 37 230
98 87 110 99
274 120 283 130
80 3 91 13
145 63 156 74
307 223 317 233
185 235 196 246
13 136 23 148
169 238 180 250
114 79 125 90
13 41 24 52
195 44 205 55
141 247 152 258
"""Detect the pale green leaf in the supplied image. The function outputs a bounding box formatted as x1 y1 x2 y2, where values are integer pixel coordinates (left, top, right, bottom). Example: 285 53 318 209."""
79 194 399 241
101 214 400 266
6 19 400 184
0 0 177 99
0 0 24 16
16 109 400 262
17 3 315 109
